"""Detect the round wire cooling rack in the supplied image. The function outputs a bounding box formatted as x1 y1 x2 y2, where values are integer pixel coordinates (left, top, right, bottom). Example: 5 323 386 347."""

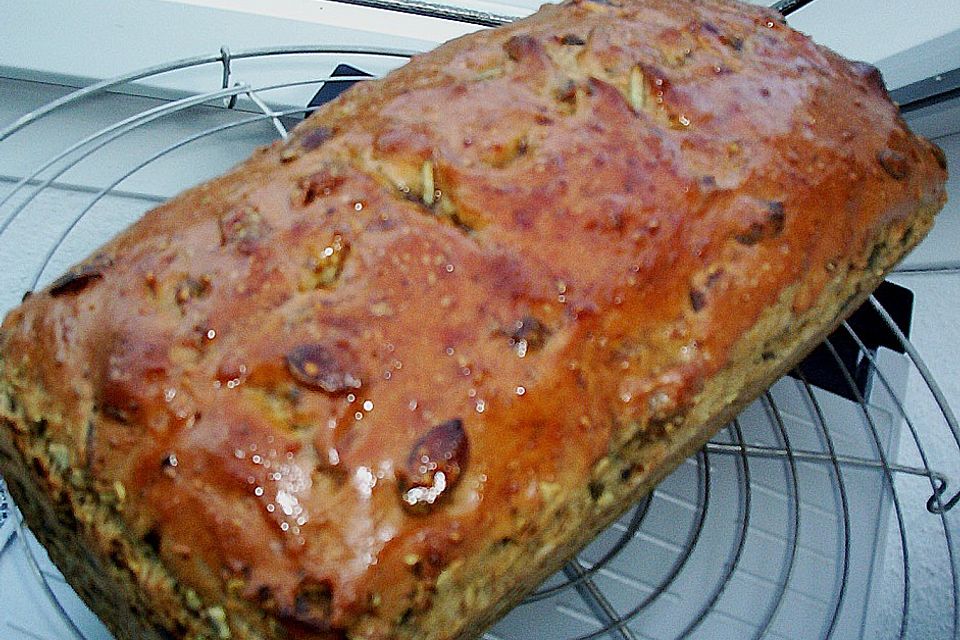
1 22 959 640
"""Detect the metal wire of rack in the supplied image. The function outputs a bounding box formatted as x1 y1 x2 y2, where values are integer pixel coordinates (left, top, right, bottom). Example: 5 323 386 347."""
0 7 959 640
0 480 7 530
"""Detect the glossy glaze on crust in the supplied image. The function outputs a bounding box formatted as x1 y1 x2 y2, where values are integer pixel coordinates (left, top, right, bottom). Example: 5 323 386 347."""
0 0 947 638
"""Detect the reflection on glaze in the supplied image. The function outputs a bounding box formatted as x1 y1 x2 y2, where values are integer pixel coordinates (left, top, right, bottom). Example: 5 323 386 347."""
402 470 447 508
354 466 377 498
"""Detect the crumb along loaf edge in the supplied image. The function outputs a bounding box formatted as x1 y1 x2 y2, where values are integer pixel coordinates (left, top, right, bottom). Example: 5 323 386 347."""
0 0 947 638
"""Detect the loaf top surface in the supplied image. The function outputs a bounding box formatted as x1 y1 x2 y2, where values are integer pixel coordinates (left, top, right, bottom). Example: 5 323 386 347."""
0 0 946 637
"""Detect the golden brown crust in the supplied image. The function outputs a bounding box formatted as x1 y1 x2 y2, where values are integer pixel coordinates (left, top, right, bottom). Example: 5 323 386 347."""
0 0 947 638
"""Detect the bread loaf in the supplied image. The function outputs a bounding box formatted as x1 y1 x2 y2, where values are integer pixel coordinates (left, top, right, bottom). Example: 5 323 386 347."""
0 0 947 638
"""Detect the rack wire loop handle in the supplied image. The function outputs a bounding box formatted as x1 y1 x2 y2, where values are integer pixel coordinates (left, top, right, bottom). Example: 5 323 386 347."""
929 475 960 515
